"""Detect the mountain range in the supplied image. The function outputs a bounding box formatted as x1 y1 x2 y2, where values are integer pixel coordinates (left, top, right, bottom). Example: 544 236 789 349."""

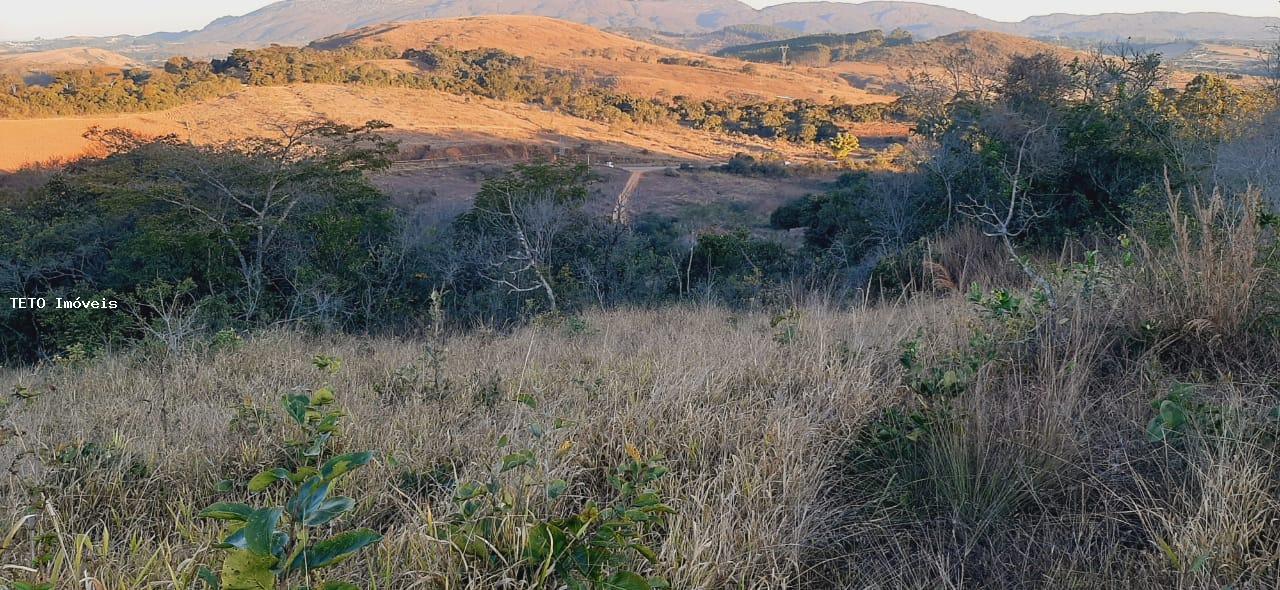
8 0 1279 59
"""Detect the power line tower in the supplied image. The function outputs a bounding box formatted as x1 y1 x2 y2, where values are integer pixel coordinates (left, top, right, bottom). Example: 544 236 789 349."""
779 44 789 66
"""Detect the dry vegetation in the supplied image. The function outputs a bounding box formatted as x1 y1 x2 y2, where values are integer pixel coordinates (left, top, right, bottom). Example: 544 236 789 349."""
310 16 888 104
0 190 1274 589
0 48 141 80
0 84 840 172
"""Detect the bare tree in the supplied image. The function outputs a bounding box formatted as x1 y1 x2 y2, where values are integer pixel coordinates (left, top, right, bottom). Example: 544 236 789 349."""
906 135 972 226
125 279 207 354
960 125 1057 309
866 173 925 253
937 47 1001 103
155 119 392 320
475 189 573 312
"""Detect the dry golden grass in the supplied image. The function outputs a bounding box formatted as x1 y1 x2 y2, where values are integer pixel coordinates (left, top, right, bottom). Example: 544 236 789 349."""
0 47 141 78
0 84 834 172
311 16 889 104
0 193 1275 589
0 302 952 588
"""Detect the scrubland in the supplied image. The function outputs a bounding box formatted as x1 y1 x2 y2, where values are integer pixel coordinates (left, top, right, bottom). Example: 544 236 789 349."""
0 191 1274 589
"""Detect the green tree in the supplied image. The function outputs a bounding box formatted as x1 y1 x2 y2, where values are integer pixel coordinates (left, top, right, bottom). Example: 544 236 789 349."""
828 132 861 161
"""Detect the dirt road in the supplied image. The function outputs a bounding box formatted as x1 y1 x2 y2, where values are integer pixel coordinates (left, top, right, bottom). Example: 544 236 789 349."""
611 165 670 223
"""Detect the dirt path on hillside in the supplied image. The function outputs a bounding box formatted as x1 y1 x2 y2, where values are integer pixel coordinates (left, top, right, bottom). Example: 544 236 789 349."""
612 166 670 223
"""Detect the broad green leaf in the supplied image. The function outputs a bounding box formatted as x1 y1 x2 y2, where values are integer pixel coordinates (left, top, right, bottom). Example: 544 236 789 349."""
500 450 535 473
320 451 374 481
316 413 343 434
454 481 485 501
633 492 661 507
248 468 291 493
291 466 320 483
311 386 336 406
243 508 282 557
215 526 247 550
524 523 566 562
601 571 650 590
302 497 355 527
195 565 221 590
304 433 332 457
283 394 310 426
1160 400 1187 430
199 502 255 522
547 479 568 499
443 522 493 558
287 476 332 524
220 549 276 590
632 543 659 563
1146 416 1167 442
288 529 382 572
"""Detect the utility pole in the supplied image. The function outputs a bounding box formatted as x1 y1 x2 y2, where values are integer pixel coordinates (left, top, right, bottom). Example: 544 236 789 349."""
780 44 789 66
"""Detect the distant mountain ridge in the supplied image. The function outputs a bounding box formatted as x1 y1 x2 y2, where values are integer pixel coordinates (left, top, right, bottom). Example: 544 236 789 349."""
10 0 1280 59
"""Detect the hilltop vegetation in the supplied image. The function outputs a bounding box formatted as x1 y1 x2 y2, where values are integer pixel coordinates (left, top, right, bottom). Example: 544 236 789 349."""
616 24 799 54
0 48 141 82
1 15 1279 590
0 40 895 164
716 29 914 65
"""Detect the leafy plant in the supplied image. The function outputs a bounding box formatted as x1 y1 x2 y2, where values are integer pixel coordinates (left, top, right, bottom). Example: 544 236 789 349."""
899 331 994 400
771 309 802 345
1146 382 1221 442
197 359 381 590
434 409 673 589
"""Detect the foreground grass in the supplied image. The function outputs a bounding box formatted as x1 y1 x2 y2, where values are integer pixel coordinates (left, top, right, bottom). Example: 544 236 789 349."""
0 197 1277 589
0 303 948 588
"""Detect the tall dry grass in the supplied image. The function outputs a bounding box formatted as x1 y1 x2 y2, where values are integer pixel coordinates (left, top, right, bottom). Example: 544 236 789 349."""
0 190 1275 589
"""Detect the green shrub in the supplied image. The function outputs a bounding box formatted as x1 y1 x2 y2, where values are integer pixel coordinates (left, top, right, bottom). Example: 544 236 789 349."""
197 359 382 590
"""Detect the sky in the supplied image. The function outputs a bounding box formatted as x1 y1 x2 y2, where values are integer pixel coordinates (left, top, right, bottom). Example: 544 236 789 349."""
2 0 1277 41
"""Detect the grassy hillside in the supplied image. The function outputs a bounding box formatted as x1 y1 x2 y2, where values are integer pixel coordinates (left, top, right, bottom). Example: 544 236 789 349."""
0 84 829 171
309 16 881 103
1 19 1278 587
0 47 140 80
715 29 910 65
1 193 1276 586
616 24 800 54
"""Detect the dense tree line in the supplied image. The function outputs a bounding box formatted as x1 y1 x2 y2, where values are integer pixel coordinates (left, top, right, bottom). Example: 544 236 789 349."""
0 62 241 117
4 49 1274 361
0 122 797 360
773 50 1277 293
716 29 914 66
0 43 897 146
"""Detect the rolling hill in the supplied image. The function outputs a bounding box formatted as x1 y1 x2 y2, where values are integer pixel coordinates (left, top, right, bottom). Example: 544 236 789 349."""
711 29 1079 93
854 30 1078 65
615 24 801 54
8 1 1277 61
0 47 141 81
310 16 890 103
715 29 906 64
1020 11 1280 42
0 83 843 172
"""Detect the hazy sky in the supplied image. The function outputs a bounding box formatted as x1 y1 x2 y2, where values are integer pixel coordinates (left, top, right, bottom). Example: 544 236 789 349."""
2 0 1277 40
